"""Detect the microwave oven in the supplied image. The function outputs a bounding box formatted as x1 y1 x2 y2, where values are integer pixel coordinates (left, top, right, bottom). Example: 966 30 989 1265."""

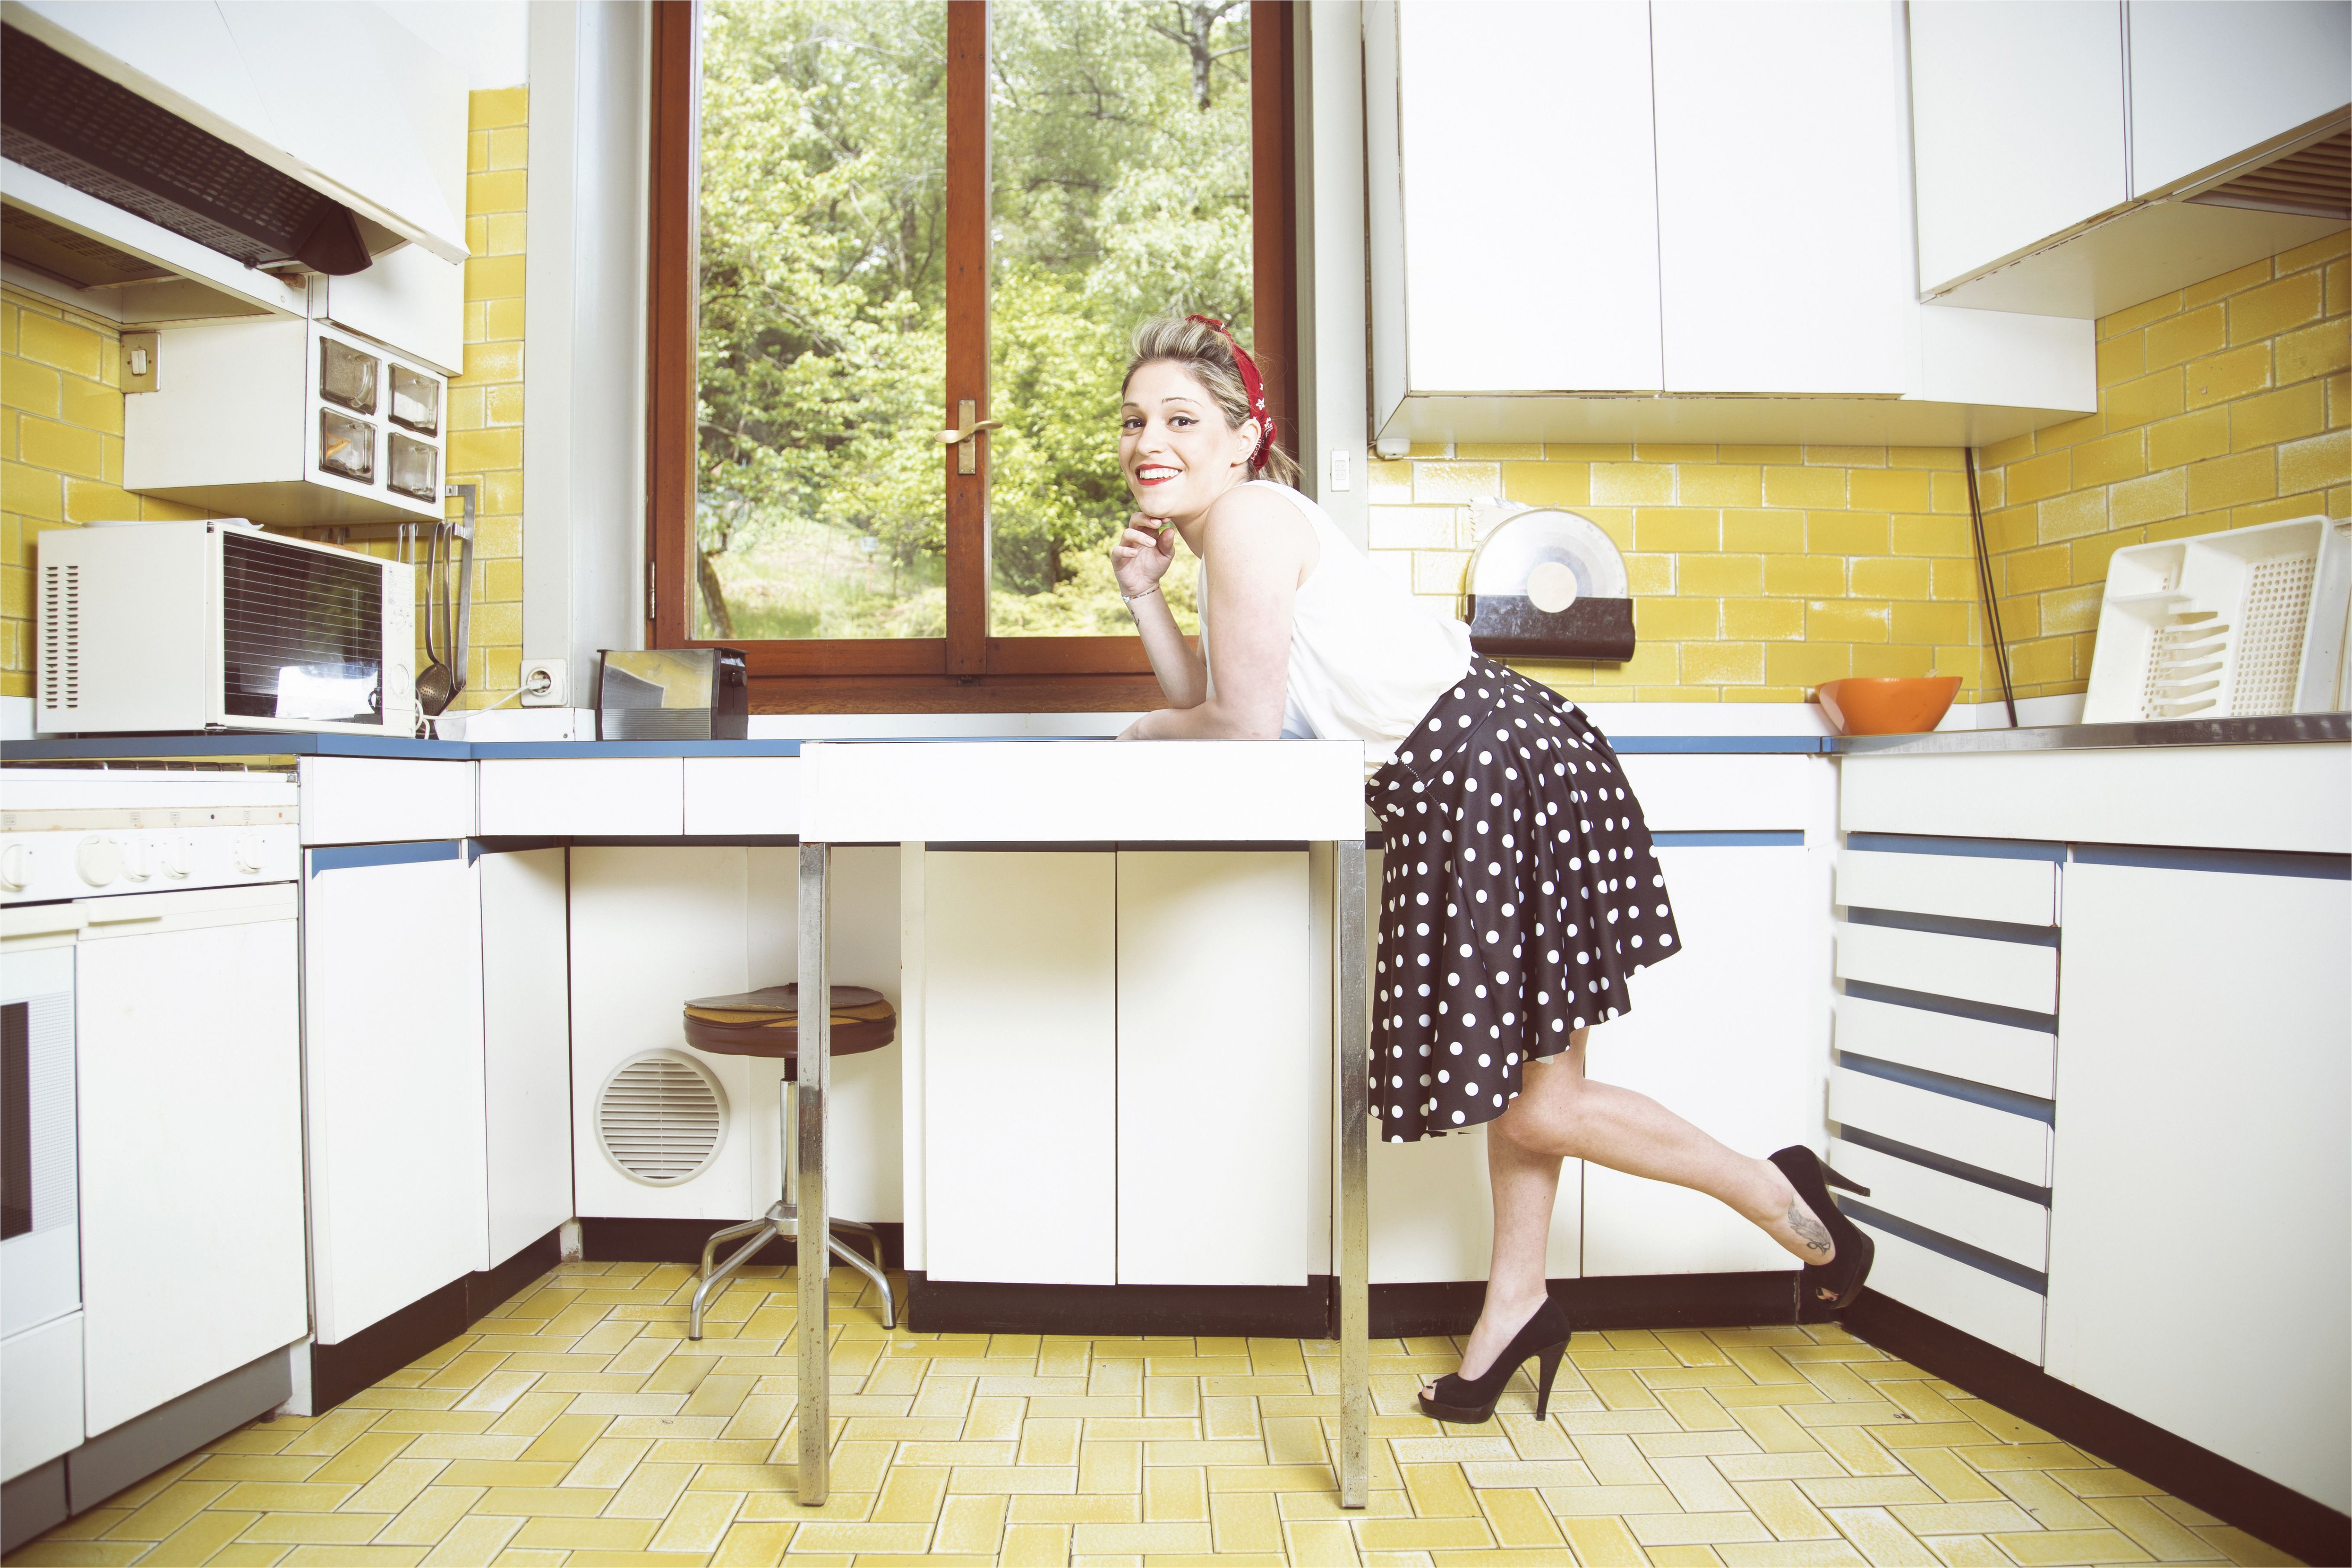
35 520 417 736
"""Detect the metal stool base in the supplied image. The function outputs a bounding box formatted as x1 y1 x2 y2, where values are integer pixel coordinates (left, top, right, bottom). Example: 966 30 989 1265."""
688 1206 894 1339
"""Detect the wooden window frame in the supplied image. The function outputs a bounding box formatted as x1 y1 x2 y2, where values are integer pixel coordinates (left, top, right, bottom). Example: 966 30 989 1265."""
646 0 1297 713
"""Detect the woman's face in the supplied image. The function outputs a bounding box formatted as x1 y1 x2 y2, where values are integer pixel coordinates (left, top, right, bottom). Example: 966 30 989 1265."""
1119 360 1260 519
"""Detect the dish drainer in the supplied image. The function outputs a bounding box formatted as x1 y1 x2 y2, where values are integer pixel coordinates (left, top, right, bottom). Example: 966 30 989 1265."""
2082 515 2351 723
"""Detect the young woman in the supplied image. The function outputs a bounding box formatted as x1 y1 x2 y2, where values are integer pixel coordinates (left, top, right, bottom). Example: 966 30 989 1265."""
1109 316 1873 1423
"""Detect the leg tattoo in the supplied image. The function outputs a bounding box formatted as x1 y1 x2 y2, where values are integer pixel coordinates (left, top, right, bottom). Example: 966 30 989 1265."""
1786 1201 1834 1258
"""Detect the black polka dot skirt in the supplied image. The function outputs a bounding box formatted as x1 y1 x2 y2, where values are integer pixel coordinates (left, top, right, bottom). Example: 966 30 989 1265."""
1365 657 1681 1143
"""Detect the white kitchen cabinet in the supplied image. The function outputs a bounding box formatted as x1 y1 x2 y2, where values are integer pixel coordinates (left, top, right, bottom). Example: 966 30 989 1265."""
2126 1 2352 198
478 849 574 1267
1116 852 1319 1287
2046 855 2351 1513
1908 0 2348 316
303 844 487 1343
298 757 474 846
310 248 465 379
1583 843 1824 1277
923 852 1117 1286
1909 2 2129 298
1374 0 1662 404
1362 0 2096 446
76 886 306 1434
1651 1 1908 396
478 758 684 837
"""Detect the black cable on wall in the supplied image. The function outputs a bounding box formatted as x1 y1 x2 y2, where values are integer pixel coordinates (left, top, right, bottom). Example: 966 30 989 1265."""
1965 448 2020 728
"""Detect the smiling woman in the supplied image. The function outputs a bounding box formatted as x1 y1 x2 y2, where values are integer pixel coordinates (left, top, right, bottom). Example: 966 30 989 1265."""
647 0 1298 712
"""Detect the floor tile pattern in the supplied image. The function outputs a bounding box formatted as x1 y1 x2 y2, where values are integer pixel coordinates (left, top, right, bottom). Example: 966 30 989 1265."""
7 1261 2300 1568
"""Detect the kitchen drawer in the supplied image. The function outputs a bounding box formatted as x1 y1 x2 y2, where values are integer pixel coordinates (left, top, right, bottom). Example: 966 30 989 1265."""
477 759 682 836
1829 1065 2049 1187
1830 1137 2046 1272
682 758 800 836
1835 920 2056 1015
1836 848 2055 927
1834 992 2054 1099
0 1313 81 1481
1849 1215 2044 1364
299 757 474 844
1616 753 1820 831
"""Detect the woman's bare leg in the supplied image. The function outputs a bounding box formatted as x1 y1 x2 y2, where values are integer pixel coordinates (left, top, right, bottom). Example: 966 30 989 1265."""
1443 1032 1837 1385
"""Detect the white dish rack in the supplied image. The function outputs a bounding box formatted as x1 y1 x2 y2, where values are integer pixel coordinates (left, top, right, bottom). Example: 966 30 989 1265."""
2083 515 2351 723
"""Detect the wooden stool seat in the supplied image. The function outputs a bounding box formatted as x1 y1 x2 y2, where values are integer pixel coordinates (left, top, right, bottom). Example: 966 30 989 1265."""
683 984 895 1073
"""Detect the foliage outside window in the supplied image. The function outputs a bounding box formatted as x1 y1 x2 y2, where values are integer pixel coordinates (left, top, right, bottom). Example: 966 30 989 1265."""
692 0 1254 645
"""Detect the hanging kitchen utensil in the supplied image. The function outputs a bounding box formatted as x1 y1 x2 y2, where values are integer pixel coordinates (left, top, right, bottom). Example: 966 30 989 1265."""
415 520 454 716
445 483 474 706
1460 502 1637 660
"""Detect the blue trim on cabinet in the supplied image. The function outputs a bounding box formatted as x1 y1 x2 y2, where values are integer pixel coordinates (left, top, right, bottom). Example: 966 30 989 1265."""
470 740 805 758
308 840 465 875
1606 736 1831 754
1845 831 2065 862
1840 979 2056 1035
2070 841 2350 881
1837 1051 2055 1125
1842 905 2059 947
1835 1126 2051 1206
1652 830 1807 848
1843 1200 2047 1294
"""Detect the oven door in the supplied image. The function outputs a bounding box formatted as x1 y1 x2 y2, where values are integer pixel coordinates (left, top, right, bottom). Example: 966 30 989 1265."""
1 936 82 1483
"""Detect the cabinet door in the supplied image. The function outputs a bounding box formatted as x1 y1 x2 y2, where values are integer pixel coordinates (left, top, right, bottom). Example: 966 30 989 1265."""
2048 858 2350 1513
1583 844 1824 1276
479 848 573 1267
1909 2 2128 293
1652 2 1907 394
2127 1 2352 196
1116 852 1316 1286
77 898 306 1436
924 852 1116 1285
1390 0 1662 395
304 844 487 1343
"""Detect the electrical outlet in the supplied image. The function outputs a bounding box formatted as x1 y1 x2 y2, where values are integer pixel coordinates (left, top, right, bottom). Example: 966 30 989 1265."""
121 331 158 393
519 658 566 707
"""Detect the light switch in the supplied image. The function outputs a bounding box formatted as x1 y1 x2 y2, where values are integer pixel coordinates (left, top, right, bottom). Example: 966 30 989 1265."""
121 331 158 393
1329 448 1352 492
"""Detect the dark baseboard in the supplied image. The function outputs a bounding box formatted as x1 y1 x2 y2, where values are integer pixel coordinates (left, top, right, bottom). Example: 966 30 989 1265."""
310 1227 561 1414
1376 1270 1804 1338
580 1216 904 1271
1842 1289 2351 1568
908 1274 1331 1337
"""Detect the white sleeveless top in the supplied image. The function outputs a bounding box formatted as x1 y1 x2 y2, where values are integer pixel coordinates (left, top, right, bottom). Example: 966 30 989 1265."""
1197 482 1474 773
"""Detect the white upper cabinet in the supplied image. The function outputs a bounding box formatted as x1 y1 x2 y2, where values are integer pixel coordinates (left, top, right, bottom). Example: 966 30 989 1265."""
1909 0 2349 317
1364 0 2097 448
2127 0 2352 196
1652 2 1909 395
1909 2 2129 296
1384 0 1662 399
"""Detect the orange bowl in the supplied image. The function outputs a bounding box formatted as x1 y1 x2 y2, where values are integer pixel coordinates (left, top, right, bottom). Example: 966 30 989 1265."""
1815 676 1962 736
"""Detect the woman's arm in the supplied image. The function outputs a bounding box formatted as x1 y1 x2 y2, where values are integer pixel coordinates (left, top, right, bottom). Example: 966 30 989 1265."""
1123 486 1309 740
1112 519 1209 708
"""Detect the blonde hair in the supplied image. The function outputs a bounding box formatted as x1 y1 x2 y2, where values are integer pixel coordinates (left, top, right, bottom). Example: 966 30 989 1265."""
1123 316 1303 487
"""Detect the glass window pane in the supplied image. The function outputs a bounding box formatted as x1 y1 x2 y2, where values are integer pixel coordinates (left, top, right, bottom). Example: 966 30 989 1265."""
695 0 949 640
986 0 1251 636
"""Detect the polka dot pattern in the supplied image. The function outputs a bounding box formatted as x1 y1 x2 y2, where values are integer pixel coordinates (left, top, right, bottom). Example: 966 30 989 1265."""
1365 657 1681 1143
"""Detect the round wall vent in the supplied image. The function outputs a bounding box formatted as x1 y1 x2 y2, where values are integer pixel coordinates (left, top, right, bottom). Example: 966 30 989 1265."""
596 1050 728 1185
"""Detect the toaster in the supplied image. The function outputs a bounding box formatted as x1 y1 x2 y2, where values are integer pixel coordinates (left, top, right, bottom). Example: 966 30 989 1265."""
595 648 750 741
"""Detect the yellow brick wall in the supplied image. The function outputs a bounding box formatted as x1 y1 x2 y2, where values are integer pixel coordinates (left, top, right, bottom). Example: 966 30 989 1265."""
1974 231 2351 699
449 85 528 708
1366 445 1989 703
0 292 231 698
0 84 526 710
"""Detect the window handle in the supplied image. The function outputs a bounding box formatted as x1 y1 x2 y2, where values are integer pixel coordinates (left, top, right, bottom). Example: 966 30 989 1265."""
938 399 1003 474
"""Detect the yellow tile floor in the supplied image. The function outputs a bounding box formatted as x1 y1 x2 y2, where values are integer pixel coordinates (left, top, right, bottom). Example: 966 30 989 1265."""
6 1261 2300 1568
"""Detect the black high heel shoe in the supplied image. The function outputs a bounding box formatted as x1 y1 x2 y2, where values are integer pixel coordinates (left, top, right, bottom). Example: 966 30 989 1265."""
1768 1145 1875 1310
1418 1297 1572 1424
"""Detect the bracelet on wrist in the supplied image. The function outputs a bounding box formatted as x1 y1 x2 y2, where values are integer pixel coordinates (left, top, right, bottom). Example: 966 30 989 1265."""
1120 583 1163 606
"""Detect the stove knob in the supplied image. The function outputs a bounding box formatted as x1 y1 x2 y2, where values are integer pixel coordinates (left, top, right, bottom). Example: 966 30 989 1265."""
76 836 123 887
120 839 153 882
161 839 194 879
233 834 267 874
0 842 31 892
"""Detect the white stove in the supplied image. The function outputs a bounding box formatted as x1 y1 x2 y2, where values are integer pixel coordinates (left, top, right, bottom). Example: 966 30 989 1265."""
0 770 299 904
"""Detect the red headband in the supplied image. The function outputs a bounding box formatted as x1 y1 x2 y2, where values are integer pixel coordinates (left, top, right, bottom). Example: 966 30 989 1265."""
1186 314 1276 472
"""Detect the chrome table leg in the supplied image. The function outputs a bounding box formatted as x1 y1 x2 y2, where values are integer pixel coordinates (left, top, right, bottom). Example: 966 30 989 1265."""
796 840 832 1505
1336 838 1369 1509
689 1217 774 1339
